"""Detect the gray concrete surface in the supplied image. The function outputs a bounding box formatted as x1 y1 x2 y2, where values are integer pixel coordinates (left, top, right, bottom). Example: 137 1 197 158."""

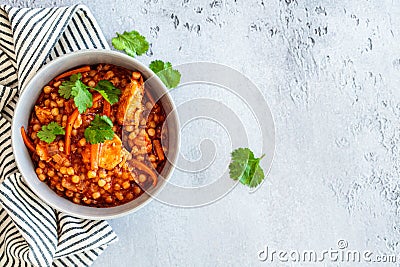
7 0 400 266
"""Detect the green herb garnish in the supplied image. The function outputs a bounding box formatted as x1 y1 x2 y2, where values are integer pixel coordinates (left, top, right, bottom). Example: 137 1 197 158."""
93 80 121 105
149 60 181 89
84 115 114 144
58 73 82 99
37 122 65 144
58 73 93 113
229 148 265 188
112 30 149 58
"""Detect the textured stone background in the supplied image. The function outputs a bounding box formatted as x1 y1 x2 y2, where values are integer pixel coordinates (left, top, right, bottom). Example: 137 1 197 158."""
6 0 400 266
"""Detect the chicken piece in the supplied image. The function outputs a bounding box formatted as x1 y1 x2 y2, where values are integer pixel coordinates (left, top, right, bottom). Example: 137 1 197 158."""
98 135 124 170
116 79 144 126
35 106 53 124
36 143 51 162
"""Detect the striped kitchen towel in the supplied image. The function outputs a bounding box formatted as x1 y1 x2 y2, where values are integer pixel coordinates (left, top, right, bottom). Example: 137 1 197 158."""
0 5 118 267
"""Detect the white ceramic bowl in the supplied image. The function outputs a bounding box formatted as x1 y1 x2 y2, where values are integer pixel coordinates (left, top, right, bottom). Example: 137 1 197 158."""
11 50 180 219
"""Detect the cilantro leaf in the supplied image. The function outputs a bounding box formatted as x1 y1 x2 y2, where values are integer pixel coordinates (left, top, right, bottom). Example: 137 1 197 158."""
149 60 181 89
37 122 65 144
58 73 82 99
112 31 149 57
229 148 265 188
84 115 114 144
93 80 121 105
71 80 93 113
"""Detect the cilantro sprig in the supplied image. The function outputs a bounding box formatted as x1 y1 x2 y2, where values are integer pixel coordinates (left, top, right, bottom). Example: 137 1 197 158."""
149 60 181 89
111 30 182 89
59 73 93 113
59 73 121 113
229 148 265 188
84 115 114 144
37 122 65 144
93 80 121 105
112 31 149 58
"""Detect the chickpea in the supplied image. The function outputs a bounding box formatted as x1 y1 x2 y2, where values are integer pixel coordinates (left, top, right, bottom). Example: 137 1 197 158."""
65 190 74 198
50 101 57 108
149 155 156 162
92 192 101 199
147 128 155 137
55 114 62 123
33 124 41 131
89 70 97 77
38 161 46 169
78 138 86 147
71 175 80 183
60 167 67 175
115 192 124 201
72 129 78 136
149 121 156 128
38 174 46 181
48 170 55 177
50 108 59 116
104 183 111 190
88 170 97 179
132 71 141 80
62 115 68 122
133 186 141 194
67 167 75 176
56 99 64 107
44 99 50 107
105 196 113 203
114 184 121 191
88 80 95 87
126 193 134 201
31 132 37 140
98 179 106 187
43 86 52 94
99 170 107 178
122 181 130 189
56 184 64 191
104 71 114 79
63 161 71 167
36 168 43 175
139 174 147 183
153 114 159 122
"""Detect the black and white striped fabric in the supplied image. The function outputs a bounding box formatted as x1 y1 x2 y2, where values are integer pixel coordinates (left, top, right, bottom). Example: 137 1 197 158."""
0 5 118 267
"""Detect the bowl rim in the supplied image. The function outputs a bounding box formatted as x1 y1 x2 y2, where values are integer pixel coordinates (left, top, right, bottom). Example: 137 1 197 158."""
11 49 180 219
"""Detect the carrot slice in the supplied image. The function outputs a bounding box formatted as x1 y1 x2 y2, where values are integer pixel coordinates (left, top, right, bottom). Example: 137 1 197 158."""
54 66 91 81
103 101 111 117
64 109 79 155
130 159 158 186
91 143 100 170
65 93 103 155
153 140 164 161
20 126 35 153
92 92 102 102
